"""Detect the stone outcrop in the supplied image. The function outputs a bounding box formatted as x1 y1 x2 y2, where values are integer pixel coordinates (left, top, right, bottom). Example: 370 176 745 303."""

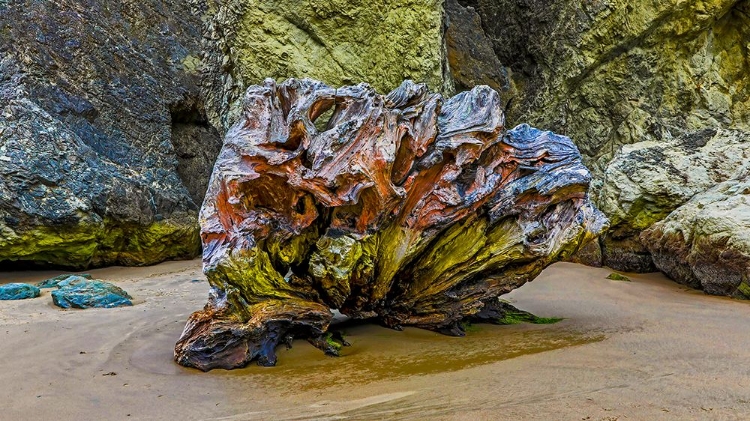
0 283 41 300
595 129 750 271
0 0 221 268
445 0 750 271
455 0 750 172
444 0 514 97
174 78 607 370
48 276 133 309
642 167 750 298
200 0 451 133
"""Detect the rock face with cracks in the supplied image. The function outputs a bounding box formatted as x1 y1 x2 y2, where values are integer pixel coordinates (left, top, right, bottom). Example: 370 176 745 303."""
174 79 607 371
642 166 750 298
595 128 750 272
0 0 220 269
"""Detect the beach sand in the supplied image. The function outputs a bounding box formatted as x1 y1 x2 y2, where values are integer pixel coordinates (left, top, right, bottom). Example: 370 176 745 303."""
1 260 749 420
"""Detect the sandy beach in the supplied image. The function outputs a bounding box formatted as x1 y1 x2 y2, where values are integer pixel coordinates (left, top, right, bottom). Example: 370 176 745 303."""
1 260 749 420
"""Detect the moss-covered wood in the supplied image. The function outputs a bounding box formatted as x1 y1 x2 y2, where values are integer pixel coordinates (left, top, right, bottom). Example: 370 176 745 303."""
174 78 608 371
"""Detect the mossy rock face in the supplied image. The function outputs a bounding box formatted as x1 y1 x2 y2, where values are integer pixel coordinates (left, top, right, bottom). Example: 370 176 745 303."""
174 79 607 370
201 0 451 132
0 0 217 269
447 0 750 271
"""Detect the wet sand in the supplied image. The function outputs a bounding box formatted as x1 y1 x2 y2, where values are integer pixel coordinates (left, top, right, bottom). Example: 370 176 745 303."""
1 261 750 420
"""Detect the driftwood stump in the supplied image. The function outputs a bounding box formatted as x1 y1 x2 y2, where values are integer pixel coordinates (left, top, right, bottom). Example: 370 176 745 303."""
174 79 607 370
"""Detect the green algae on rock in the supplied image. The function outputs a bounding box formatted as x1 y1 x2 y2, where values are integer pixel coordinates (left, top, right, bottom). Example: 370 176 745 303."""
606 273 631 282
468 300 563 326
174 78 607 371
0 283 41 300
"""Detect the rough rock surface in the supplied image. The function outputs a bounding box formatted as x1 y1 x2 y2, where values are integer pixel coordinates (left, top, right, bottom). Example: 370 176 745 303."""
37 273 93 289
174 79 607 370
444 0 514 96
446 0 750 270
642 167 750 298
0 283 41 300
50 276 133 309
458 0 750 172
200 0 451 133
0 0 221 268
595 129 750 271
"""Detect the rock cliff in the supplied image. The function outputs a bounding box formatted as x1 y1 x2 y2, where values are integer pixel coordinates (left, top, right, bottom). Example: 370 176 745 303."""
3 0 749 296
445 0 750 273
200 0 452 133
0 0 221 268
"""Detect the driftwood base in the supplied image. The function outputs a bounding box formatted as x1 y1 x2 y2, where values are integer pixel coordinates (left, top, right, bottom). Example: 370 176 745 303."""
175 78 607 370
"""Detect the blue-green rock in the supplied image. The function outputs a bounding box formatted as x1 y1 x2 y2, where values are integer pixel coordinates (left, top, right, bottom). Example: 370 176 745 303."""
37 274 92 289
0 283 41 300
51 278 133 309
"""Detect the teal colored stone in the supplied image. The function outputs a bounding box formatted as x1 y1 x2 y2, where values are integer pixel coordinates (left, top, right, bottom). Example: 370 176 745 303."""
37 273 92 289
0 283 41 300
51 278 132 309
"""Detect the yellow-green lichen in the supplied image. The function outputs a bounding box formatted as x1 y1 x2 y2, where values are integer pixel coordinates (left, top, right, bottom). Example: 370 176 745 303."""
736 281 750 299
181 54 202 74
212 246 302 303
309 235 363 307
266 228 319 268
406 216 489 298
232 0 447 95
372 224 414 302
409 217 526 300
0 216 200 269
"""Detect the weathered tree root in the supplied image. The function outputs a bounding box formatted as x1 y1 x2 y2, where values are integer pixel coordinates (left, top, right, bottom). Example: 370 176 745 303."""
175 78 607 370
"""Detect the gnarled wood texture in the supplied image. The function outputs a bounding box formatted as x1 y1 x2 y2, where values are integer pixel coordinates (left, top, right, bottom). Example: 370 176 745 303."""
175 78 608 370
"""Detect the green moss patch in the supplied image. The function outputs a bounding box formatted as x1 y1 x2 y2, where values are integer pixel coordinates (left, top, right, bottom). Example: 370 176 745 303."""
606 272 631 282
497 311 563 325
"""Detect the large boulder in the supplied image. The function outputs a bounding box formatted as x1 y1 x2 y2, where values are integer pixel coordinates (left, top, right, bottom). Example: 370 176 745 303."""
0 0 222 268
595 128 750 271
174 79 607 370
49 277 133 309
201 0 451 133
641 167 750 297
